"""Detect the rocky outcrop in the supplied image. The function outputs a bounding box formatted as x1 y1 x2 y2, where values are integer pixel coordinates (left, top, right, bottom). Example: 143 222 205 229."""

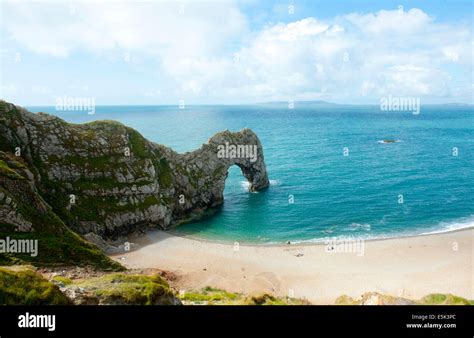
0 151 48 232
57 273 182 305
0 266 71 305
0 100 269 239
0 266 181 305
0 135 123 269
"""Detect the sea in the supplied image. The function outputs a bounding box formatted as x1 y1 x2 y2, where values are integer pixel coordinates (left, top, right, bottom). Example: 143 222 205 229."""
28 103 474 244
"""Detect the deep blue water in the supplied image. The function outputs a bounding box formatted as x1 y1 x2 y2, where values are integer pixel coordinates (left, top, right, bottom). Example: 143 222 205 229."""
28 104 474 244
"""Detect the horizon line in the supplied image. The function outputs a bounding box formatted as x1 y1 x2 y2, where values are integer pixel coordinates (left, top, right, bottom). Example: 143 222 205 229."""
19 101 474 108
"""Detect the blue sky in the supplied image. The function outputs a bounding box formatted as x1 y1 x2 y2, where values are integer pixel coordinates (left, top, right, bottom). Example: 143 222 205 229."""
1 0 472 106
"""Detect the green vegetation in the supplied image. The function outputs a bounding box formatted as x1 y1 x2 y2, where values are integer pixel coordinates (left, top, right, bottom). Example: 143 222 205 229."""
141 195 160 210
160 195 173 205
52 275 73 285
1 264 472 306
0 103 165 273
70 193 160 225
0 228 124 271
74 176 126 191
420 293 472 305
0 266 70 305
186 168 204 189
179 286 240 304
334 295 358 305
3 100 472 308
335 292 473 305
178 286 310 305
247 294 289 305
0 156 123 271
74 176 154 192
0 159 24 180
127 128 148 158
0 100 19 119
212 165 225 179
84 120 125 128
61 154 112 170
155 158 173 188
70 273 178 305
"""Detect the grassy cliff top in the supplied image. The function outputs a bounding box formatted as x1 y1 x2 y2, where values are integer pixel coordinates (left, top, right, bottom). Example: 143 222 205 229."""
0 266 70 305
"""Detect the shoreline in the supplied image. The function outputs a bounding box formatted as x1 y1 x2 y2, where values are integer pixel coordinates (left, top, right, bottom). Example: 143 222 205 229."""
111 228 473 304
165 224 474 248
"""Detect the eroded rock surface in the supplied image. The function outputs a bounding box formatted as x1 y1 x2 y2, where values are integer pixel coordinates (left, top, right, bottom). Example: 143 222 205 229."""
0 100 269 239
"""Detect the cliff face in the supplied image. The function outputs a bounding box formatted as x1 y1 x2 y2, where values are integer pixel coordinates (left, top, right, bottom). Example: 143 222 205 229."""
0 101 269 240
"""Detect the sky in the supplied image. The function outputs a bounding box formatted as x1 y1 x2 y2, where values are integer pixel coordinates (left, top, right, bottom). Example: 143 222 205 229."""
0 0 473 106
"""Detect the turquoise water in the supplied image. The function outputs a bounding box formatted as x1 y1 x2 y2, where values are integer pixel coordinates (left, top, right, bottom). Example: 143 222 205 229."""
29 104 474 244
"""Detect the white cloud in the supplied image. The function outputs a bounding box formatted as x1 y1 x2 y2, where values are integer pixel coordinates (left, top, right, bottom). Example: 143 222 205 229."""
345 8 432 36
1 1 247 58
1 4 472 103
215 8 472 102
262 18 329 42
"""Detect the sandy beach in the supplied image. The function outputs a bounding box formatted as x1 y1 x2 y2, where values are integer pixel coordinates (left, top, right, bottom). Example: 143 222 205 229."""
111 229 473 304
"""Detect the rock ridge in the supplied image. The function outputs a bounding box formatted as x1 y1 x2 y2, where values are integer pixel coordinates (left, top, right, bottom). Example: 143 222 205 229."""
0 100 269 239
